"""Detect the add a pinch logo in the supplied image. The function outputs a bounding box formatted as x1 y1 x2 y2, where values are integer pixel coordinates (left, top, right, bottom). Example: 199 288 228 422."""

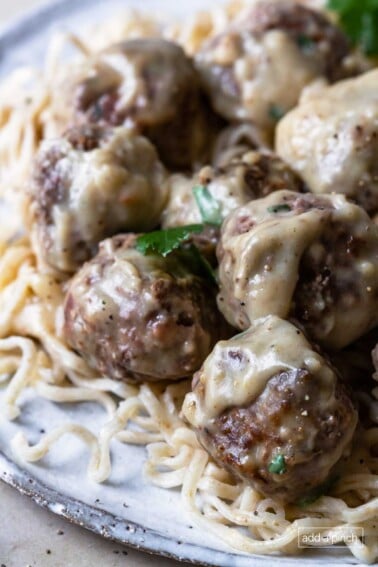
297 526 365 549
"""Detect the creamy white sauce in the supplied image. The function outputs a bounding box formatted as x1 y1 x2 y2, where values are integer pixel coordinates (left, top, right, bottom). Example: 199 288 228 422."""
218 190 329 324
276 69 378 207
34 128 168 272
217 190 378 348
183 315 333 427
197 25 329 132
234 30 323 126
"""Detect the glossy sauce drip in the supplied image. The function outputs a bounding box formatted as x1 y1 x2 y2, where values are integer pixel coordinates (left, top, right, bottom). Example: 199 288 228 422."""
183 315 334 428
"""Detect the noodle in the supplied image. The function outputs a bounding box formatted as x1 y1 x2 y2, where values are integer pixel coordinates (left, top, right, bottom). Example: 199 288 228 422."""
0 0 376 563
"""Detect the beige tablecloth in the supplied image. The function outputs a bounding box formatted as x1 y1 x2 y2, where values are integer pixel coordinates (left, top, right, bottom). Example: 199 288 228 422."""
0 2 192 566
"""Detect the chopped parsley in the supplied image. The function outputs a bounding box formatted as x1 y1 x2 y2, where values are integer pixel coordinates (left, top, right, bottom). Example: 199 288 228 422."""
267 204 291 214
193 185 223 227
327 0 378 56
268 104 285 122
135 226 217 285
296 34 316 52
268 454 287 475
135 225 203 257
296 475 340 507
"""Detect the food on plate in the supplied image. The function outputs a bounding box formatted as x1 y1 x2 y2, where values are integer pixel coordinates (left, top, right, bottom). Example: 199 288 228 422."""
162 150 304 257
195 0 352 133
53 38 219 169
0 0 377 562
183 315 358 503
276 70 378 215
64 233 226 383
29 124 168 273
163 150 304 227
217 190 378 348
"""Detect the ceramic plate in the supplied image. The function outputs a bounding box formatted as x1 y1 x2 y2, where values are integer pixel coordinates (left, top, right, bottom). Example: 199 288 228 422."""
0 1 360 565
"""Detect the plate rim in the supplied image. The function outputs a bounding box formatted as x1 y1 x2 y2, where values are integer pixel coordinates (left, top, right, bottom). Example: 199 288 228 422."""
0 449 248 567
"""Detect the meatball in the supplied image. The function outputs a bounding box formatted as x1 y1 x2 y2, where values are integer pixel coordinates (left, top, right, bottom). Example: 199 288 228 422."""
30 124 168 273
276 69 378 216
55 38 219 169
217 190 378 349
162 151 304 259
195 0 351 133
64 234 228 383
183 315 357 503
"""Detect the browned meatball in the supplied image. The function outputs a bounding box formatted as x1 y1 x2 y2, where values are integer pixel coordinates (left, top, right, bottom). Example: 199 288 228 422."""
64 234 228 383
162 151 304 260
217 190 378 349
195 0 351 132
183 316 358 503
55 39 219 170
30 124 168 273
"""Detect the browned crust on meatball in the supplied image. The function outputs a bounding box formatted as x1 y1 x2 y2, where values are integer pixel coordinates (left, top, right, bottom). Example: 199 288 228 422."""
73 39 222 169
214 151 306 199
64 124 113 151
197 368 356 502
64 234 230 383
292 217 378 345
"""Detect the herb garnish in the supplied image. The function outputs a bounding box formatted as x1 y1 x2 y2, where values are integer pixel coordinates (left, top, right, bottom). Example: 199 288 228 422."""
269 104 285 122
135 225 203 257
296 475 340 507
268 454 287 475
267 204 291 214
193 185 223 227
327 0 378 56
135 226 218 285
296 34 316 52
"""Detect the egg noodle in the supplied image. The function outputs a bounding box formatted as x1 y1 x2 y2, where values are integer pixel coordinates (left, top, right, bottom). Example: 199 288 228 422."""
0 1 377 563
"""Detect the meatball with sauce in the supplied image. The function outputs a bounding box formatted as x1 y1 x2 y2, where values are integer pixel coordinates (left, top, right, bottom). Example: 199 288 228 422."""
195 0 351 133
276 69 378 216
183 315 358 503
55 38 219 169
30 124 168 273
163 150 304 227
162 151 304 260
64 234 228 383
217 190 378 349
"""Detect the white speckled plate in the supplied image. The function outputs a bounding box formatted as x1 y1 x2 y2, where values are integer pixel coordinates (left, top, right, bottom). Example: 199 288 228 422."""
0 1 361 565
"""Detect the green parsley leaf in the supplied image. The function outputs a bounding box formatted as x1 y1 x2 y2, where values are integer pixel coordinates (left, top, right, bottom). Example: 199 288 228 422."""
268 454 287 475
135 225 203 257
193 185 223 227
267 204 291 214
327 0 378 55
296 476 340 507
296 34 316 51
268 104 286 122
